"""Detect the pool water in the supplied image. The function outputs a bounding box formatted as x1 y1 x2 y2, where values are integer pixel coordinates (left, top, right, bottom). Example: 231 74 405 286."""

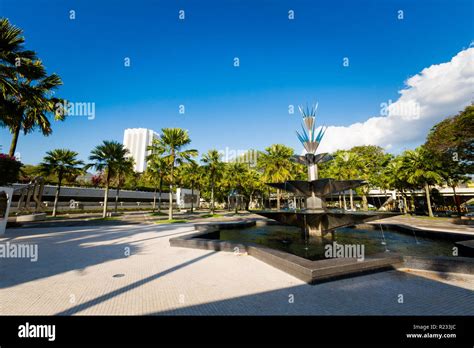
218 224 455 261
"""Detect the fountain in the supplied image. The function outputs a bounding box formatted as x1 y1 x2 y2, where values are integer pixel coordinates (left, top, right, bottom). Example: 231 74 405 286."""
170 103 460 283
252 103 399 237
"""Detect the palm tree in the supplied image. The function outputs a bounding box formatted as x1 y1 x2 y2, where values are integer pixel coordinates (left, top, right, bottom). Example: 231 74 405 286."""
258 144 294 210
331 151 350 209
155 128 197 220
384 157 407 213
112 157 134 213
399 147 443 217
145 141 170 213
0 18 35 98
337 151 360 210
225 162 249 213
0 19 65 157
39 149 84 217
88 141 130 218
202 149 224 214
319 154 343 209
179 161 201 213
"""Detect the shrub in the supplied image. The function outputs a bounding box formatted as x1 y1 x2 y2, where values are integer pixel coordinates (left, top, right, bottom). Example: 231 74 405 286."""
0 154 22 185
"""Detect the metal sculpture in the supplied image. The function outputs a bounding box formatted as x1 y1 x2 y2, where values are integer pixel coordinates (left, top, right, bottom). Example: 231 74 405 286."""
252 103 399 237
16 176 45 213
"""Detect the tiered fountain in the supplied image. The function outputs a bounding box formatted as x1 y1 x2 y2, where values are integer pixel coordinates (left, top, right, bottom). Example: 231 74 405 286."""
254 104 398 237
170 104 453 283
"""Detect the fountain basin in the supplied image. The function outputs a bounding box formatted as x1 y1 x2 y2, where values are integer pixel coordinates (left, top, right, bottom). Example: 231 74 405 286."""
170 221 403 283
170 220 471 283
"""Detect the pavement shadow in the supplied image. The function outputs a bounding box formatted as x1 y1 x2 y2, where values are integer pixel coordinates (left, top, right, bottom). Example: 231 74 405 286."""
0 223 194 289
55 251 217 315
150 270 474 315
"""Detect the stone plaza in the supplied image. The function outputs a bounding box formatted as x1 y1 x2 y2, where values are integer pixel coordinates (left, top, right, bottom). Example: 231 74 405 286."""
1 219 473 315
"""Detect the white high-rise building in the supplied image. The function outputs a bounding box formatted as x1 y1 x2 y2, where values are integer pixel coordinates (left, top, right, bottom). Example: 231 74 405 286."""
123 128 159 172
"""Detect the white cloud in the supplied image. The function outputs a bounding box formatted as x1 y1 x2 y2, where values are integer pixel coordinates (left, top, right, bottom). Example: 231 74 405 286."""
318 47 474 154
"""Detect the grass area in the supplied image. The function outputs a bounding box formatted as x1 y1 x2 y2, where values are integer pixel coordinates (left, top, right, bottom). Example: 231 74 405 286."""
45 216 68 220
201 213 223 218
89 217 119 221
149 212 168 216
37 207 159 216
154 219 188 224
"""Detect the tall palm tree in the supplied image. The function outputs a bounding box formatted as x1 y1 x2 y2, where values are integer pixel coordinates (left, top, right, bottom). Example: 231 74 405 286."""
202 149 224 214
330 151 349 209
145 141 171 213
88 141 130 218
0 18 35 98
6 68 64 157
336 151 360 210
0 19 65 157
155 128 197 219
112 157 134 213
39 149 84 217
258 144 294 210
225 162 249 213
384 157 415 213
179 161 201 213
399 147 443 217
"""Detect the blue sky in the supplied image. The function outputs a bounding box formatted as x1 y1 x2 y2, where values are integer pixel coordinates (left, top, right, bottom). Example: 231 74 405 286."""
1 0 473 164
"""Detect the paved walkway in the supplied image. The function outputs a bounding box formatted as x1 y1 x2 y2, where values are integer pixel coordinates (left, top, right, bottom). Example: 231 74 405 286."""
1 222 473 315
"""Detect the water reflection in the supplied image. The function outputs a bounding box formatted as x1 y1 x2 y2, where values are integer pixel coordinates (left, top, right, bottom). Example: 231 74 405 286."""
218 225 454 261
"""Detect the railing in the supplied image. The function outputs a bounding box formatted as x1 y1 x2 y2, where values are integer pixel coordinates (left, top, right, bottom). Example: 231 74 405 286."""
11 184 173 201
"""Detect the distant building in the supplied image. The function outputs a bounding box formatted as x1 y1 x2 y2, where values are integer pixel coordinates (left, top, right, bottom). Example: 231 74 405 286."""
123 128 159 172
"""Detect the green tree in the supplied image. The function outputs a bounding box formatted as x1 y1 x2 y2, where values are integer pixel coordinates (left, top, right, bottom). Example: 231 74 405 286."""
329 150 361 210
440 165 470 215
351 145 391 210
424 105 473 214
177 161 202 213
39 149 84 216
224 162 250 213
201 149 224 214
383 156 414 213
145 159 169 213
0 18 36 98
425 104 474 173
155 128 197 219
399 147 443 217
0 19 65 157
145 140 170 212
319 151 342 208
258 144 294 210
111 157 135 213
88 141 130 218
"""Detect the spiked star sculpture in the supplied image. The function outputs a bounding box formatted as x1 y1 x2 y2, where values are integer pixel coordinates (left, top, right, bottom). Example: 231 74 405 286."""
292 103 332 180
252 101 400 238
